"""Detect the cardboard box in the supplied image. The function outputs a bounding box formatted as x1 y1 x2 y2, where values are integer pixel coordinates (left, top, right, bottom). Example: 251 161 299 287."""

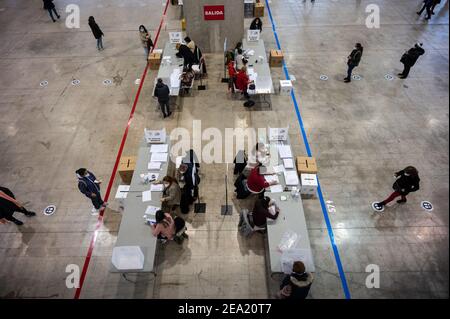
254 2 265 18
300 174 318 195
279 80 293 96
148 53 162 70
118 156 137 185
270 50 284 67
296 156 318 174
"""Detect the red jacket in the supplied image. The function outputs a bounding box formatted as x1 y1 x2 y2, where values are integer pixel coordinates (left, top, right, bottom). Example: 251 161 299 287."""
235 71 250 91
228 62 237 78
247 166 269 193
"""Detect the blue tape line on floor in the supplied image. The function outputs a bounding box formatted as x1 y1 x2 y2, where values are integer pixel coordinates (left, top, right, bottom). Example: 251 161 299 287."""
265 0 351 299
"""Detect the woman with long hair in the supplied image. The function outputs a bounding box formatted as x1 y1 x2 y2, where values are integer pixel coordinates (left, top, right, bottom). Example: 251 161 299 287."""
154 176 182 212
139 25 153 58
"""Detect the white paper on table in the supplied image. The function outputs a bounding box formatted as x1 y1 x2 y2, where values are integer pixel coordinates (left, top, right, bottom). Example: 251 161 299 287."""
148 162 162 170
151 152 168 162
170 69 181 88
142 190 152 202
273 165 285 174
283 158 294 169
278 145 293 159
249 72 258 82
150 144 168 153
270 185 284 193
284 170 299 186
265 175 279 184
281 249 314 274
245 49 255 56
150 184 164 192
115 185 130 199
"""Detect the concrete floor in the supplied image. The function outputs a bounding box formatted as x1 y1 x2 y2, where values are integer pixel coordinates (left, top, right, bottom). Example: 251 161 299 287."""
0 0 448 299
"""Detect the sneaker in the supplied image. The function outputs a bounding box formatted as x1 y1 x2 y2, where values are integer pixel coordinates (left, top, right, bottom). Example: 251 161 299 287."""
91 208 99 215
24 211 36 217
372 202 385 213
57 15 61 19
397 199 407 204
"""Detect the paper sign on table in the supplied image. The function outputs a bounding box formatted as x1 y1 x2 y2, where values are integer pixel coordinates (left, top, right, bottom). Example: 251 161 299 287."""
142 190 152 202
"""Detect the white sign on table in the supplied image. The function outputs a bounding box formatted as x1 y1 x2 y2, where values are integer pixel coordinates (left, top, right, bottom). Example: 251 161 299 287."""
247 29 260 42
169 32 183 44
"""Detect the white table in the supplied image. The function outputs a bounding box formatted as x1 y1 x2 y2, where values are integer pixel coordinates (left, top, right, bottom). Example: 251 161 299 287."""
242 38 274 94
153 42 184 97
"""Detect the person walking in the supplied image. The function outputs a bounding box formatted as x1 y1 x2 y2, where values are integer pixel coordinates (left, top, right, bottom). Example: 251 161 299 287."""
417 0 434 19
88 16 104 51
431 0 442 14
250 17 263 32
76 168 107 215
344 43 363 83
277 261 314 299
0 187 36 226
153 78 171 118
372 166 421 212
43 0 60 22
398 43 425 79
139 25 154 58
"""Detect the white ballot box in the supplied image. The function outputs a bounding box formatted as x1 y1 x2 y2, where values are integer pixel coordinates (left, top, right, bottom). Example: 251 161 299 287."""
112 246 145 270
300 174 318 195
279 80 293 96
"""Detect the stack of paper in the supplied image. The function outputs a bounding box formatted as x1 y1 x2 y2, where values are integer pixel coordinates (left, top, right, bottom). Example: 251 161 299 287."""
151 152 168 162
278 145 293 159
148 162 162 170
265 175 279 184
283 158 294 169
142 190 152 202
150 184 164 192
273 165 285 174
150 144 168 153
284 171 299 186
270 185 284 193
170 69 181 88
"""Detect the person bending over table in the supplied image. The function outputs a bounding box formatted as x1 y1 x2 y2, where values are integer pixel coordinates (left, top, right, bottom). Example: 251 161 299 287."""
236 66 253 99
151 210 176 242
247 163 278 198
252 196 280 228
176 43 195 68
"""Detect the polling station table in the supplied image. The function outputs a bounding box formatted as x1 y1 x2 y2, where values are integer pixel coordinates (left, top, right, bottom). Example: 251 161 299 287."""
111 137 172 274
260 131 315 275
153 42 184 97
242 38 274 107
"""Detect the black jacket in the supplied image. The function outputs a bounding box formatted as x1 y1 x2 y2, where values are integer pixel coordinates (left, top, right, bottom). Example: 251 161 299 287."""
392 170 420 196
250 19 263 32
0 187 20 218
43 0 55 10
280 272 314 299
348 49 363 66
176 44 195 67
401 47 425 67
89 21 104 39
154 82 170 103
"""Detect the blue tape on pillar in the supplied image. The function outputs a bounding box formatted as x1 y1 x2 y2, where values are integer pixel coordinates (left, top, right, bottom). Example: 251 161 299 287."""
265 0 351 299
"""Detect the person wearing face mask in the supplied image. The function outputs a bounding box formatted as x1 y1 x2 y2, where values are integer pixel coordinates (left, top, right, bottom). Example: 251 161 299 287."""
138 25 154 58
154 176 181 213
373 166 421 212
76 168 107 215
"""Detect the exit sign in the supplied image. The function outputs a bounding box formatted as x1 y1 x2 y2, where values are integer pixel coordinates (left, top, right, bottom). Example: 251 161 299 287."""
204 5 225 20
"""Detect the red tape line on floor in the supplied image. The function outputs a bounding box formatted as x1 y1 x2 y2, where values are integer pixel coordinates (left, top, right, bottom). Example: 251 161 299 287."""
74 0 170 299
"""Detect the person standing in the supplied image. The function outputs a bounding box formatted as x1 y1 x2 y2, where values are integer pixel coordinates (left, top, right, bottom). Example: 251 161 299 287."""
277 261 314 299
43 0 60 23
76 168 107 215
431 0 442 14
344 43 363 83
398 43 425 79
0 187 36 226
153 78 171 118
373 166 421 212
88 16 104 51
417 0 434 19
250 17 263 32
139 25 154 58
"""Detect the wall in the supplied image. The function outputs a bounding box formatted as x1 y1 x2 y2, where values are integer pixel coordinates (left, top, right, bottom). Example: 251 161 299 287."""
183 0 244 53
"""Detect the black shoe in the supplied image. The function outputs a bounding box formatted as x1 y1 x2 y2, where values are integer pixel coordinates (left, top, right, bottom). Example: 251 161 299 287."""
344 78 351 83
167 112 172 117
399 76 407 79
397 73 404 76
24 211 36 217
52 19 56 23
425 16 431 20
397 199 407 204
57 15 61 19
416 12 421 15
12 218 23 226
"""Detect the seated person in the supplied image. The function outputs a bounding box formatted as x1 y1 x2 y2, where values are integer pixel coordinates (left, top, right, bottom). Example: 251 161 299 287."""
277 261 314 299
180 66 195 93
150 210 176 241
234 42 243 60
235 66 253 98
250 17 263 32
235 49 248 71
247 163 278 197
252 196 280 228
153 176 181 213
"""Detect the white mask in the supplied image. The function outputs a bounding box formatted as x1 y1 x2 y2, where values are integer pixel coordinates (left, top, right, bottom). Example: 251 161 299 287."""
164 183 170 188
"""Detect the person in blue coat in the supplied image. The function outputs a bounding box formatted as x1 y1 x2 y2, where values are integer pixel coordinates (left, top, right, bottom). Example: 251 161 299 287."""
76 168 107 215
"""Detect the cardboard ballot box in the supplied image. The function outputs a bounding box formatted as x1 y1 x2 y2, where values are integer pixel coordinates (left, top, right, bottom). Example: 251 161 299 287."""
300 174 318 196
254 2 265 18
296 156 318 175
148 53 162 70
118 156 137 185
270 50 284 67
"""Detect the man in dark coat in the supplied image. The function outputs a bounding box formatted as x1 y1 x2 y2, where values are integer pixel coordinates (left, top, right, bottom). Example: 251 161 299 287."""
0 187 36 226
277 261 314 299
43 0 60 22
88 16 104 50
76 168 107 215
373 166 421 212
398 43 425 79
176 43 195 68
417 0 434 19
153 78 171 118
344 43 363 83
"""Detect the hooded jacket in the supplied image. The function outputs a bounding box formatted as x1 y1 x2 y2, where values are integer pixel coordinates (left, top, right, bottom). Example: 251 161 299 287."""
154 82 170 103
401 46 425 67
279 272 314 299
392 170 420 196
